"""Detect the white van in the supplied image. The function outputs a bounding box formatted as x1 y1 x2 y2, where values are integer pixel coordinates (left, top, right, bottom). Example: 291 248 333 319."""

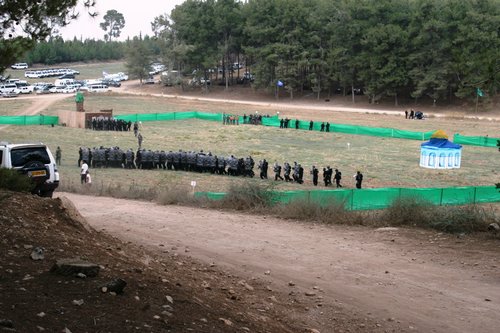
11 63 28 69
0 83 21 95
88 84 110 93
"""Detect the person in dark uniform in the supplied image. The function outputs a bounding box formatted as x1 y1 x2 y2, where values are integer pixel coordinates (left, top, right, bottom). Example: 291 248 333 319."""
309 120 313 130
295 119 299 129
320 123 325 132
298 164 304 184
280 118 284 128
334 168 342 188
259 159 268 179
284 162 292 182
55 146 62 165
325 122 330 132
311 166 319 186
355 171 363 189
273 162 284 181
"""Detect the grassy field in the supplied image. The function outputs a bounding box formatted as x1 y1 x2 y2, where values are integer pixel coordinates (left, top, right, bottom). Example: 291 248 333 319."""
0 100 32 115
0 117 497 193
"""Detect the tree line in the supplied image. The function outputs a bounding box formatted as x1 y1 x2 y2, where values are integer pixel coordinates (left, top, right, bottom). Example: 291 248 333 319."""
5 0 499 106
25 38 125 65
153 0 499 105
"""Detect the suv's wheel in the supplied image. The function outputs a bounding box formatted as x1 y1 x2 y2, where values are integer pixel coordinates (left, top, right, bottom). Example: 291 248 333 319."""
40 190 54 198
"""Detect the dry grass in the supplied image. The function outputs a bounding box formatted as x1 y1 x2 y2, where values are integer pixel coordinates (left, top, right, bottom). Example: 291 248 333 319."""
0 100 33 115
379 197 499 233
0 117 498 193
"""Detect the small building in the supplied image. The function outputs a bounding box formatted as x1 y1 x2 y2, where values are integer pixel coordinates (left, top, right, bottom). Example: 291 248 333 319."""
420 130 462 169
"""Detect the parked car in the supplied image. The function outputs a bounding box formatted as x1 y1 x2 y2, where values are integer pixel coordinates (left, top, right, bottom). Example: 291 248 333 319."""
18 86 34 94
101 79 121 87
87 84 110 93
61 85 78 94
0 142 59 197
0 83 21 95
11 63 28 70
2 91 19 98
35 84 54 94
144 76 156 84
49 86 67 94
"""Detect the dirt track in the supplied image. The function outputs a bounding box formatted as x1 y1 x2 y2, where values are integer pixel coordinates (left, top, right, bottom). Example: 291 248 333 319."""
62 192 500 333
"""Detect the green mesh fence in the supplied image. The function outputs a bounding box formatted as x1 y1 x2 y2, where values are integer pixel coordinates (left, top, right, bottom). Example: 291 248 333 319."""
1 110 494 148
453 134 499 148
0 115 59 125
115 111 222 123
195 186 500 211
262 116 434 140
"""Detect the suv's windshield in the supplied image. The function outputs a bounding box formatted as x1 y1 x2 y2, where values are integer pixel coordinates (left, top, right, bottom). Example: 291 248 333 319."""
11 147 51 167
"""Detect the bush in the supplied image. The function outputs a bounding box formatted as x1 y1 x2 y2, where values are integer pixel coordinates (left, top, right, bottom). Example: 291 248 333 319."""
381 196 497 233
0 168 35 193
274 198 361 225
213 181 275 211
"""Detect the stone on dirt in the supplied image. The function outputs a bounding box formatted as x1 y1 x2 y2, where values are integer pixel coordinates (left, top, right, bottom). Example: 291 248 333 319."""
30 247 45 260
102 278 127 294
0 319 14 328
50 258 100 277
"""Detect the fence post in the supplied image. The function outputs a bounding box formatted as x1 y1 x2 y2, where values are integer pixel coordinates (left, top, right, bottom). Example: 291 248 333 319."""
350 189 354 210
473 186 477 204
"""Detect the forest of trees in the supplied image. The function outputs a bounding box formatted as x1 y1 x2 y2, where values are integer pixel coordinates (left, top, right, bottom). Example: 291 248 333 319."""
19 0 500 105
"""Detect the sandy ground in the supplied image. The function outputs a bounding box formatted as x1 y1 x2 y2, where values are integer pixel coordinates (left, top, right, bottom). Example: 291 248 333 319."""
61 192 500 333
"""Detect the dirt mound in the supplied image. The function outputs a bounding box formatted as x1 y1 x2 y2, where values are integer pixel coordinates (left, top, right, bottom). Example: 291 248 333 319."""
0 191 318 332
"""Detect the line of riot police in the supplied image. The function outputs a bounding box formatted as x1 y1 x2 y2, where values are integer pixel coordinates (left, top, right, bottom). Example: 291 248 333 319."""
78 146 256 177
87 116 132 131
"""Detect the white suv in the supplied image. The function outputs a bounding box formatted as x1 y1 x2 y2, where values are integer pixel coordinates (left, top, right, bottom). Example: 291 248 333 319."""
11 63 29 70
0 142 60 197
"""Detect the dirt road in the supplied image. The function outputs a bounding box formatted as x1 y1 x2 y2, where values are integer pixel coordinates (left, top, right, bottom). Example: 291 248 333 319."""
62 192 500 333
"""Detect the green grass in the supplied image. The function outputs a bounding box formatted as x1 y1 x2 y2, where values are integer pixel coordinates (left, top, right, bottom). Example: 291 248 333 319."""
0 118 497 193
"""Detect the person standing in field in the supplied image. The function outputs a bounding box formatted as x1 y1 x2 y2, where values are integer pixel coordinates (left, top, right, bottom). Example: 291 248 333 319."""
311 165 319 186
309 120 314 130
137 133 143 149
334 168 343 188
133 121 139 137
80 160 89 184
354 171 363 189
274 162 284 181
55 146 62 165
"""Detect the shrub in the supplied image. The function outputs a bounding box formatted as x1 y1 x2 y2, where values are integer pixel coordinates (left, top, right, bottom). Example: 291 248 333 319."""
381 196 497 233
213 181 275 211
428 205 497 234
274 198 361 225
0 168 35 193
156 185 201 206
381 196 436 228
